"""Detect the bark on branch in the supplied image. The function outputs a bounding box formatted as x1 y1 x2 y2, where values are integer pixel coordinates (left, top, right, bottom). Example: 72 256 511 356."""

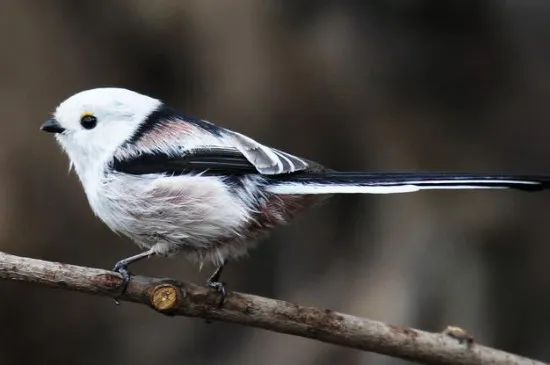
0 251 544 365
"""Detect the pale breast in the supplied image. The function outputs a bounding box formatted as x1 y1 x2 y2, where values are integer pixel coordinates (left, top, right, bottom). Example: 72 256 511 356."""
90 172 255 253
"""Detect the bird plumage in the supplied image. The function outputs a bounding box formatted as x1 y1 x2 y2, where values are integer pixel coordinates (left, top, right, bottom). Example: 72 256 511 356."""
42 87 550 290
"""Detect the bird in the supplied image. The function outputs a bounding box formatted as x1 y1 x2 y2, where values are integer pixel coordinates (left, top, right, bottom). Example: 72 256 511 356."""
40 87 550 299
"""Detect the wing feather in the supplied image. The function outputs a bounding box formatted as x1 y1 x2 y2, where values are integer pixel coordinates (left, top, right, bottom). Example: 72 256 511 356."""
112 147 258 175
112 112 316 176
225 130 310 175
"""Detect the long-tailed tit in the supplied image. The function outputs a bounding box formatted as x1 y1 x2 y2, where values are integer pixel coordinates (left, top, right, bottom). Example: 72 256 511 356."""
41 88 550 298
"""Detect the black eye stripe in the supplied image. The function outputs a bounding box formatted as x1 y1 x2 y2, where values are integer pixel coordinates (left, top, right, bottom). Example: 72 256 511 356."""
80 115 97 129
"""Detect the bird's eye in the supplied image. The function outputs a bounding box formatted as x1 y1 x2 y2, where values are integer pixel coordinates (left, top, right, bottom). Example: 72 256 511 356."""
80 114 97 129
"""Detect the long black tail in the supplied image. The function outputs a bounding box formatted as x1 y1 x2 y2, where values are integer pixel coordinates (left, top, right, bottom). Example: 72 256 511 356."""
266 172 550 194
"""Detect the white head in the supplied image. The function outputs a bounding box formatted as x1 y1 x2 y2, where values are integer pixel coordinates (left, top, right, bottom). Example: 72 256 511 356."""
42 88 162 181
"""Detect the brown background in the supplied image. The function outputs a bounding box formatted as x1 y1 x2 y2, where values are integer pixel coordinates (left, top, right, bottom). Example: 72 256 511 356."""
1 1 550 364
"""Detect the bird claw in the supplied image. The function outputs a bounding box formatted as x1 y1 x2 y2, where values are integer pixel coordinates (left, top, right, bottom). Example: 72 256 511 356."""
112 261 132 304
207 280 227 307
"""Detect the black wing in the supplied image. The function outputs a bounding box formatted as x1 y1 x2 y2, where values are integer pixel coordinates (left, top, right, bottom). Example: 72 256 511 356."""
112 147 259 176
117 102 316 176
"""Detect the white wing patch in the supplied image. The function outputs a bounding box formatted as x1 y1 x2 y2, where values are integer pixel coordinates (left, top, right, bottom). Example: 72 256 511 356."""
226 130 310 175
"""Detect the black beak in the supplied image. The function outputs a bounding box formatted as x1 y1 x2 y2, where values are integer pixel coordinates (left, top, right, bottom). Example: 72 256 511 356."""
41 119 65 134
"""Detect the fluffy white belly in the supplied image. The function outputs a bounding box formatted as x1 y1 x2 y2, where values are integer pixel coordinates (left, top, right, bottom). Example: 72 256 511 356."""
87 173 256 262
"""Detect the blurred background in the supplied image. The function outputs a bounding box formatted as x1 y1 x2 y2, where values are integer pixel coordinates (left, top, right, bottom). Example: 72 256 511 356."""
1 1 550 364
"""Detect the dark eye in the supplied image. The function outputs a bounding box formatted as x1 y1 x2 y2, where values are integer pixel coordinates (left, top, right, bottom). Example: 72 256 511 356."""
80 115 97 129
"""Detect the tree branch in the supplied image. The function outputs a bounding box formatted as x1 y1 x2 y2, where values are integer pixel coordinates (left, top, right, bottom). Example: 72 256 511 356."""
0 251 544 365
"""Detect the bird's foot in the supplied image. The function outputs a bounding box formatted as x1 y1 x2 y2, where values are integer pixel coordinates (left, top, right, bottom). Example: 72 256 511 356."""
207 280 227 307
112 261 132 304
205 262 227 307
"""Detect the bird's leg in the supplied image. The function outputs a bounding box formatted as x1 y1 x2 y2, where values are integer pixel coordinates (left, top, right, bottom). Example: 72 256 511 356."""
206 260 228 306
112 248 155 300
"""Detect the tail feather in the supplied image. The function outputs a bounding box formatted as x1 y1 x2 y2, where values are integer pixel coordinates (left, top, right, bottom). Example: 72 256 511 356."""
266 172 550 195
